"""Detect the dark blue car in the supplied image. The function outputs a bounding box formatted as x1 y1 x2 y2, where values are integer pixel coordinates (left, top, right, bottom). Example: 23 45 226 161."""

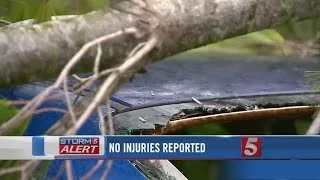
1 52 320 179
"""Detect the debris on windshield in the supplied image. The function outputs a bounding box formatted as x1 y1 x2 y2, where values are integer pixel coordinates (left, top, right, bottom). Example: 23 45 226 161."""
192 97 203 105
139 117 146 123
170 102 312 121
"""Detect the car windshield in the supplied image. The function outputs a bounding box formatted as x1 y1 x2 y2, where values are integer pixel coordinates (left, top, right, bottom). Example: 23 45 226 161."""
114 52 319 105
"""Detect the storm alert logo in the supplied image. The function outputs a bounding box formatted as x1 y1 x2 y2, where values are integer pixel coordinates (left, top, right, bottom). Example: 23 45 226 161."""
59 137 100 154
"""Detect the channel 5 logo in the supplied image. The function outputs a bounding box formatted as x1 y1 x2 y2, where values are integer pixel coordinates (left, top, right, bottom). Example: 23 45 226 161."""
241 137 262 157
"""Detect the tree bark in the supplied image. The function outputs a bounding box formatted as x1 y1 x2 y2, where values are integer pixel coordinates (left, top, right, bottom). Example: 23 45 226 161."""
0 0 319 87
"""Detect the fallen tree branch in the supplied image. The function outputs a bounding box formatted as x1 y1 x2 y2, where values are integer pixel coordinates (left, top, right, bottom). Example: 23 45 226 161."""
101 160 113 180
0 0 319 178
66 35 158 135
149 106 318 135
0 27 139 135
65 160 73 180
81 160 104 180
0 0 319 87
0 12 156 179
0 160 40 180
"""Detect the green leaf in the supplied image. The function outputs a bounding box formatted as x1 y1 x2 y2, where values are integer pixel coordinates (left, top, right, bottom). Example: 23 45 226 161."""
192 29 285 56
2 0 107 22
0 100 29 136
276 18 320 41
0 99 30 136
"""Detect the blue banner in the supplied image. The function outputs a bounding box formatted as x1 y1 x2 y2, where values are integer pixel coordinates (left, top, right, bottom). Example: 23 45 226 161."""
27 135 320 180
51 135 320 160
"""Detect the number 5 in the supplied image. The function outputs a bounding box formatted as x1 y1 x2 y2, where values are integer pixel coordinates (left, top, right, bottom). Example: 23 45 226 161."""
243 137 258 156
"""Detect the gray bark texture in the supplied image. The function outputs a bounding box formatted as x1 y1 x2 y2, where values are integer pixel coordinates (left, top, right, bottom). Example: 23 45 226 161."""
0 0 319 87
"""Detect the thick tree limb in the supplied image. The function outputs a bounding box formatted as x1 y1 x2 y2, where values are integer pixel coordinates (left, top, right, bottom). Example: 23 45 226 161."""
0 0 319 87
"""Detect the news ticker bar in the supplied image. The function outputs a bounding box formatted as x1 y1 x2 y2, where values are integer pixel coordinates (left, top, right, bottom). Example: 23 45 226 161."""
1 135 320 160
